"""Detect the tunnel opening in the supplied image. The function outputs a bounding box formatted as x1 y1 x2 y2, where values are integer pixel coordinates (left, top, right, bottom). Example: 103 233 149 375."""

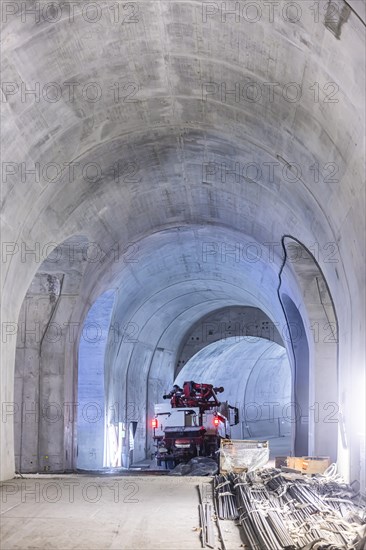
11 230 340 476
175 305 285 377
173 336 292 460
98 230 340 472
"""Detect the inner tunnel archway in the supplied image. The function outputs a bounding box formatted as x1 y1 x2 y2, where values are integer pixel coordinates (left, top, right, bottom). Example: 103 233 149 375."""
174 336 292 457
11 229 341 475
279 238 339 463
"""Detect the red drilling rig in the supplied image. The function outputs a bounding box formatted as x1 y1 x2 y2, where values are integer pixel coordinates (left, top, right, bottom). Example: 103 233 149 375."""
152 381 239 468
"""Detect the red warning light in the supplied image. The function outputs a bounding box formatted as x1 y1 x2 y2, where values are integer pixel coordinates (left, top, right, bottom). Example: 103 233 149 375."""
214 416 220 427
152 418 158 429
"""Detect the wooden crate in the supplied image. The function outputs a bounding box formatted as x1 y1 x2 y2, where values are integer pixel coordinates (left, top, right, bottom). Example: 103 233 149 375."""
287 456 330 475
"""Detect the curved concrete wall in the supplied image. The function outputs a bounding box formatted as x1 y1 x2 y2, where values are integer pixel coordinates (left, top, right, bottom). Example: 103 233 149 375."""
1 1 364 487
175 306 284 376
174 337 291 440
103 226 292 463
77 289 115 470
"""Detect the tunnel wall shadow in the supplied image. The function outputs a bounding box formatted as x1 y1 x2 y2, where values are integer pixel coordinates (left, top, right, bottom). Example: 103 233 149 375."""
281 294 309 457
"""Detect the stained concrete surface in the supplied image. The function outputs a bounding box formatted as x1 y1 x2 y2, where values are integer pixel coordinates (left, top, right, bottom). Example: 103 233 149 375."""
0 476 213 550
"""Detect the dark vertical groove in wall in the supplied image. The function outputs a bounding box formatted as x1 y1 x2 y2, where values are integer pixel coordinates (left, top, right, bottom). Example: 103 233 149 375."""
343 0 366 26
277 236 298 407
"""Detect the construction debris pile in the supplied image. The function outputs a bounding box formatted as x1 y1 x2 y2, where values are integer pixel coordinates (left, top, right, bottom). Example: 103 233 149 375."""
214 467 366 550
170 457 218 476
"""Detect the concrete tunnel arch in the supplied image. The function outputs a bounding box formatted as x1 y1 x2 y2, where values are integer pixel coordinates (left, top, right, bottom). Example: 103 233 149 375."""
174 337 292 449
12 228 341 472
12 227 341 474
102 233 341 468
175 305 285 376
101 225 298 467
2 2 364 487
279 237 339 464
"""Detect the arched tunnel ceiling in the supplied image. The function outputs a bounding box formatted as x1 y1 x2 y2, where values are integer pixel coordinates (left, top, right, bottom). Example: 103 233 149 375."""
101 225 296 412
174 337 291 411
1 0 365 322
175 305 285 375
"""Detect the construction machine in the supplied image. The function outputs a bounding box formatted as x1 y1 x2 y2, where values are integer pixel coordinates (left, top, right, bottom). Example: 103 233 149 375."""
152 381 239 468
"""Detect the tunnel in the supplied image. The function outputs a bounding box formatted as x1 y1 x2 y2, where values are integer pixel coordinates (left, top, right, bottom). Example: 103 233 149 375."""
175 337 292 443
1 1 365 548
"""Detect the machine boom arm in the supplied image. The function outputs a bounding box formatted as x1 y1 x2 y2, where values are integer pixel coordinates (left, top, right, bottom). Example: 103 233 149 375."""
164 380 224 411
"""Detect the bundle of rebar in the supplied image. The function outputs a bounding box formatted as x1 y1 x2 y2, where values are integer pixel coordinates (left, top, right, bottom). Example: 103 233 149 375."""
213 467 365 550
214 474 238 520
260 468 365 548
234 476 295 549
